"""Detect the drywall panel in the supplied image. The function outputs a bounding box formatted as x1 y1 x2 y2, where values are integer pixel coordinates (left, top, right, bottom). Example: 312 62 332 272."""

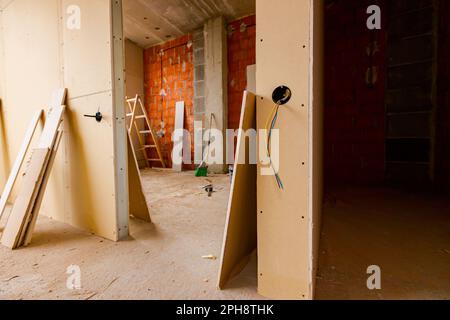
309 0 324 298
0 8 8 189
218 91 257 289
127 135 151 222
49 92 118 240
0 0 61 201
125 39 146 168
61 0 113 98
256 0 312 300
0 0 125 241
111 0 129 240
125 39 144 98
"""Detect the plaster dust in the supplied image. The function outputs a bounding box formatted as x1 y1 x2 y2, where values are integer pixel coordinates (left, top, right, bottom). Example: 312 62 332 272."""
315 187 450 300
2 172 449 300
0 170 262 300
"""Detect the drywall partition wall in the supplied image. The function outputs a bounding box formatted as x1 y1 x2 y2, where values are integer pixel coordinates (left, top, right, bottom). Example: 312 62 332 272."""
0 0 128 241
218 91 257 289
125 39 146 168
256 0 322 300
127 136 151 222
0 7 7 189
125 40 144 98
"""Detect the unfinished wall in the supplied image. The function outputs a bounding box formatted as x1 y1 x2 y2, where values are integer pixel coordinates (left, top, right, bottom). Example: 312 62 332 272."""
256 0 323 300
125 39 146 168
0 6 7 189
324 0 387 185
227 15 256 131
193 28 206 164
204 16 228 173
0 0 127 241
143 34 195 169
437 0 450 190
125 39 144 98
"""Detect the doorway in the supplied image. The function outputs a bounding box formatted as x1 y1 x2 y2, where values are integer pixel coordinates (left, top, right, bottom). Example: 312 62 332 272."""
316 0 450 299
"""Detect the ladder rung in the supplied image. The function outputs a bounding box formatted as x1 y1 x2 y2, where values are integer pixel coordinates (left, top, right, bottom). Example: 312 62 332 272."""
149 159 163 162
126 113 133 117
140 130 151 134
135 115 146 119
127 97 138 103
141 145 156 150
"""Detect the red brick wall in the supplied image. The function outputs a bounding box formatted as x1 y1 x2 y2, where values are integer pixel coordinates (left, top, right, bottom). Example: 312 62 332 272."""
437 0 450 189
143 35 194 169
227 15 256 130
325 0 387 185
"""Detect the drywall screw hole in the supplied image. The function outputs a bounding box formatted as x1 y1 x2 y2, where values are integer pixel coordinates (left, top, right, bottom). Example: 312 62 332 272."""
302 45 306 48
260 39 263 42
301 216 305 219
260 211 263 214
260 273 263 277
302 162 305 166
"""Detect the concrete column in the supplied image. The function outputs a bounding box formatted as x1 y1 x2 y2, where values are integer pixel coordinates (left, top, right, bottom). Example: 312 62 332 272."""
193 28 206 166
204 16 228 173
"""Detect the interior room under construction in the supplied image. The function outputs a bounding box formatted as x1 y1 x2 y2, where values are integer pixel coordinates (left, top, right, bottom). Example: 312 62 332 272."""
0 0 448 301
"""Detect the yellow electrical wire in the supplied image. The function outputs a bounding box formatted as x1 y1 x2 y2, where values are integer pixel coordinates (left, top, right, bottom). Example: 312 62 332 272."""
265 103 278 156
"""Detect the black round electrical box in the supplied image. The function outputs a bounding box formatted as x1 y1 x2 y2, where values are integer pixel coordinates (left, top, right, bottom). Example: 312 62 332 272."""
272 86 292 105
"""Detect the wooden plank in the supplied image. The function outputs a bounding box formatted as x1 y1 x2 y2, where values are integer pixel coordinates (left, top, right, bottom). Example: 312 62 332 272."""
256 0 313 300
1 89 66 249
21 130 63 247
37 89 66 149
0 110 43 220
1 148 50 249
172 101 185 172
218 91 257 289
128 95 137 133
127 134 151 222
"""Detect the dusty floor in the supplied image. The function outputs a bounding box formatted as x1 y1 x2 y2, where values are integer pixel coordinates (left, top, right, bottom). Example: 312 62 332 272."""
0 170 262 300
1 171 449 300
316 187 450 300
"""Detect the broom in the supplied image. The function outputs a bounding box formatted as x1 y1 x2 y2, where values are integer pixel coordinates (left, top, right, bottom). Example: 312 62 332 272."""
195 113 214 177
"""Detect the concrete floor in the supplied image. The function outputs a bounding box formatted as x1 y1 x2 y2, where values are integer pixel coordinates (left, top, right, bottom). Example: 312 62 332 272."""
0 170 262 300
316 187 450 300
1 170 449 300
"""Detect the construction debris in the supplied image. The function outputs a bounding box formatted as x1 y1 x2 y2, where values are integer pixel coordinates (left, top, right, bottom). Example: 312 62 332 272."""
203 184 214 197
202 255 217 260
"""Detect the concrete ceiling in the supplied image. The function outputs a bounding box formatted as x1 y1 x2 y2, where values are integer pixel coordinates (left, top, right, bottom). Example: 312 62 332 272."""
123 0 255 48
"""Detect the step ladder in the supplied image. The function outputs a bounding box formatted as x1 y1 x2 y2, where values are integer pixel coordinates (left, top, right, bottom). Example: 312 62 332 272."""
126 94 166 168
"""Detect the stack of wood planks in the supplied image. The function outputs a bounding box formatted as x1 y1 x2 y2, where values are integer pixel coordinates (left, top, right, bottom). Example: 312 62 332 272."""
0 89 67 249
